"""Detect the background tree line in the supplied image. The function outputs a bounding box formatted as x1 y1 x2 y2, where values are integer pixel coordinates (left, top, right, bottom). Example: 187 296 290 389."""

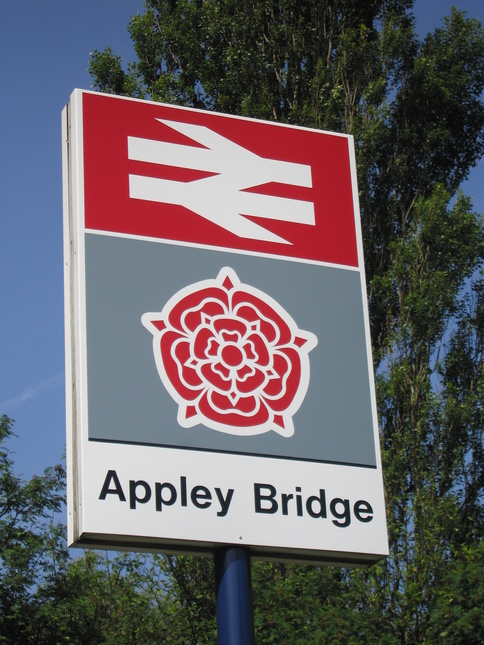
1 1 483 642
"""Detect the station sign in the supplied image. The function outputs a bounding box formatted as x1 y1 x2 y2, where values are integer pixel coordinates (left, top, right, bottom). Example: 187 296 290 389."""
62 89 388 564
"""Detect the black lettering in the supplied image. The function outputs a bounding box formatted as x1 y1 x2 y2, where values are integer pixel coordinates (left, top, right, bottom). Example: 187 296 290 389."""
180 476 188 507
354 500 373 523
254 483 278 514
99 470 126 501
295 487 303 517
129 480 152 510
191 485 212 509
215 488 234 517
330 498 351 527
155 482 177 511
306 489 327 518
281 493 294 515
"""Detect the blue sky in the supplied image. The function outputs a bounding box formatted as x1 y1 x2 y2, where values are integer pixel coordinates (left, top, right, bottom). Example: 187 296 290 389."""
1 0 483 480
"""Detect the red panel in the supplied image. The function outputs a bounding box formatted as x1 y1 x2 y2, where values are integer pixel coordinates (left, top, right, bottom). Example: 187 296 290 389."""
82 92 358 267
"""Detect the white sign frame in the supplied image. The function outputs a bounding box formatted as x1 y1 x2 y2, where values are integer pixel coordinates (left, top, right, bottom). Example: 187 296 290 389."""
63 89 388 565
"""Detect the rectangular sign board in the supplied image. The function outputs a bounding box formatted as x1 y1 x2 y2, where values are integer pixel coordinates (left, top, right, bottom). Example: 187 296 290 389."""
63 89 388 564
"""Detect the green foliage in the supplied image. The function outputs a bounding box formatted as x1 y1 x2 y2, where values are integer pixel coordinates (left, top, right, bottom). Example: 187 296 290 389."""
427 541 484 644
162 555 217 643
0 418 172 643
88 47 143 97
31 551 168 644
252 562 400 644
0 414 66 643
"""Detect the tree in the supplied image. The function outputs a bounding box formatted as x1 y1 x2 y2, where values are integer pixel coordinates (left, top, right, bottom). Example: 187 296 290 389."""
0 414 66 642
88 2 484 642
31 551 169 644
0 417 173 643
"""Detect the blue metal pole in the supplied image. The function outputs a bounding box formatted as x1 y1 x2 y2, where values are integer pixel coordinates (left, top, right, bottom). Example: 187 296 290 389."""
214 547 255 645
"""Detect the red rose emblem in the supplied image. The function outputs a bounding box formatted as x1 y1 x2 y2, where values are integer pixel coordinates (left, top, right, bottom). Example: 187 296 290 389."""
142 267 317 437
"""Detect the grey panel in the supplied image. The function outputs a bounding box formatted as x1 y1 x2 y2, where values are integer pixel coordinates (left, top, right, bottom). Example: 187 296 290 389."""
85 234 376 466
